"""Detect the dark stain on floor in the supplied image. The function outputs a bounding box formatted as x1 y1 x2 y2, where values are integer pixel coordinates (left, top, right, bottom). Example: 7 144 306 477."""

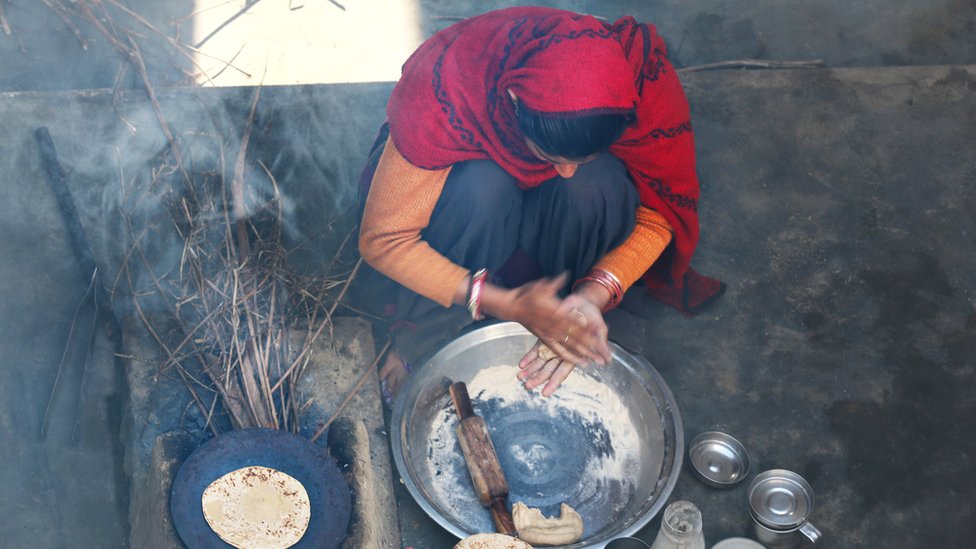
827 252 975 544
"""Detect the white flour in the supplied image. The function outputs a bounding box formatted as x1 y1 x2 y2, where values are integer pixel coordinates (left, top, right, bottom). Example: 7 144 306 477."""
425 364 642 530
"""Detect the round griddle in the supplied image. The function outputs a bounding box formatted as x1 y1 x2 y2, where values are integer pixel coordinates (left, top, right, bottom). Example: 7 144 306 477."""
170 428 351 549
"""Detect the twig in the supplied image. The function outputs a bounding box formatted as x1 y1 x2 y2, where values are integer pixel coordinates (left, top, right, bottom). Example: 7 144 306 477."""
40 0 89 49
284 203 355 258
103 0 248 85
310 339 390 443
237 271 277 428
319 221 357 279
124 258 219 436
40 270 97 439
194 0 266 49
0 2 11 35
200 356 245 430
204 391 221 432
74 1 127 51
228 268 262 427
124 34 192 188
173 0 239 25
117 179 224 432
678 59 825 73
156 308 220 372
73 2 192 187
270 257 363 393
261 160 283 240
207 42 249 82
326 256 362 318
71 295 101 444
232 86 261 260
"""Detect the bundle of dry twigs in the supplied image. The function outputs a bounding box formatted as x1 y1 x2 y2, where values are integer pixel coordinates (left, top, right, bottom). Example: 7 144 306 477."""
115 89 360 435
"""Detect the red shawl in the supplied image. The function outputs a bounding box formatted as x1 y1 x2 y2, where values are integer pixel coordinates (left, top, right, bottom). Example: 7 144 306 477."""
387 7 703 291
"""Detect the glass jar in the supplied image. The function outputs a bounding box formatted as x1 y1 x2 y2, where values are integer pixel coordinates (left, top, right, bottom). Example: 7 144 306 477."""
649 500 706 549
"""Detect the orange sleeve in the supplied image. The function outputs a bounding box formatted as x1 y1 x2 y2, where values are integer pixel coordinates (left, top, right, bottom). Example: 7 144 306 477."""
593 206 673 293
358 138 469 307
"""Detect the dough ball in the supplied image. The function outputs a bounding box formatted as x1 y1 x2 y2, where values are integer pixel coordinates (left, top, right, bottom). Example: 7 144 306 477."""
537 344 557 362
513 502 584 546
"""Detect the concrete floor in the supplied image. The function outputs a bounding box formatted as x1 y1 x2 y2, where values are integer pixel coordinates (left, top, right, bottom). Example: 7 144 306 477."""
1 1 974 549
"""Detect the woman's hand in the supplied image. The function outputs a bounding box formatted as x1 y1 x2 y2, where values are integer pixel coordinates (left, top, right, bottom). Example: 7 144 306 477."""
548 292 611 365
517 340 579 397
509 281 613 397
483 275 607 364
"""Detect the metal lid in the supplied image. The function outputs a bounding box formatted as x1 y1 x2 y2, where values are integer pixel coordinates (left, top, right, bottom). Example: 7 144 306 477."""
748 469 815 529
688 431 751 487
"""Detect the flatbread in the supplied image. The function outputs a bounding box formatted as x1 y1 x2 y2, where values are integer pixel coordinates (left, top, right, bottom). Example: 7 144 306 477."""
201 465 311 549
454 533 533 549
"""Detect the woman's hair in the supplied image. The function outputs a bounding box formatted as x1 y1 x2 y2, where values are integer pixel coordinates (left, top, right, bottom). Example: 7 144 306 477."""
515 107 633 160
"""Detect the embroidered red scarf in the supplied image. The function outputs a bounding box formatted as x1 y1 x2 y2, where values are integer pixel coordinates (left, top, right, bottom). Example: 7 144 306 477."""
388 6 701 289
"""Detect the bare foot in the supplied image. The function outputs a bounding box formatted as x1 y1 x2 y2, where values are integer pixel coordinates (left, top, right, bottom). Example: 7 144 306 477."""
379 348 410 403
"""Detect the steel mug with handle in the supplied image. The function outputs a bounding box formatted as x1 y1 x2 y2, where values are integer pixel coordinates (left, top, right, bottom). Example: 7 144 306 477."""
748 469 822 549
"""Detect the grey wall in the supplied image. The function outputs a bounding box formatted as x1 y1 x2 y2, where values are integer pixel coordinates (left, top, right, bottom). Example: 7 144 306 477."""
3 1 975 93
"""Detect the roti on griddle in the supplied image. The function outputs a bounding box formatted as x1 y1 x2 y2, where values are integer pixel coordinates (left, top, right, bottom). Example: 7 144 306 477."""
201 465 311 549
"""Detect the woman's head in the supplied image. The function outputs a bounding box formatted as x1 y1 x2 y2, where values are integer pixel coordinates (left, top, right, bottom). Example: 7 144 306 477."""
514 103 632 160
498 17 638 170
510 88 632 177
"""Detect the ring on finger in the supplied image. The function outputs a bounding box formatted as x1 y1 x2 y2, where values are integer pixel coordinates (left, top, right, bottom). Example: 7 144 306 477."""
572 307 587 325
562 333 570 345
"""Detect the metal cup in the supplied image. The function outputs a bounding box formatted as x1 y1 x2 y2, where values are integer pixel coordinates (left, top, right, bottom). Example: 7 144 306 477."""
748 469 822 548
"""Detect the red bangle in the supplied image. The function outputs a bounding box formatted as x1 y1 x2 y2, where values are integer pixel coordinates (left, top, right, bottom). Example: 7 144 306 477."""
573 269 623 312
467 268 489 321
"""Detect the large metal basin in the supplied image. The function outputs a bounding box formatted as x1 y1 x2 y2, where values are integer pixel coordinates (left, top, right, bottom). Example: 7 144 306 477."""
390 322 683 547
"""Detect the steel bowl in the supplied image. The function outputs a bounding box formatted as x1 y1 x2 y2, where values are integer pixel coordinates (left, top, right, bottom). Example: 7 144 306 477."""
688 431 751 488
390 322 683 548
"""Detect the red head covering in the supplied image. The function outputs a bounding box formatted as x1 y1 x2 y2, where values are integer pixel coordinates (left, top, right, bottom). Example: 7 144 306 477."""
388 7 701 288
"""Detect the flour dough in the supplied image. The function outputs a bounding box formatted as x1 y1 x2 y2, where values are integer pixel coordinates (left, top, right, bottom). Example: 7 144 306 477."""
536 344 558 362
512 502 584 546
201 465 311 549
454 533 534 549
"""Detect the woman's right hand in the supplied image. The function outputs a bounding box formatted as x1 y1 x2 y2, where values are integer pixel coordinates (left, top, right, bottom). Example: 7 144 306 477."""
481 273 610 367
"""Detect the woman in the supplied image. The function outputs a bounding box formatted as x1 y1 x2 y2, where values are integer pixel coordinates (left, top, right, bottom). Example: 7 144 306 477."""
356 7 718 400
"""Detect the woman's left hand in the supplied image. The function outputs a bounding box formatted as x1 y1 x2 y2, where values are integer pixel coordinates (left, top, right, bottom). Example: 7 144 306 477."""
517 339 579 397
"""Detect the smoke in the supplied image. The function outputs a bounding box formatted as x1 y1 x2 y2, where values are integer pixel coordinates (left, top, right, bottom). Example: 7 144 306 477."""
91 85 375 317
3 0 396 340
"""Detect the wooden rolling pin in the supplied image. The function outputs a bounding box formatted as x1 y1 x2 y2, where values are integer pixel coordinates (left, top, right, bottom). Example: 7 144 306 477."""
450 381 517 536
